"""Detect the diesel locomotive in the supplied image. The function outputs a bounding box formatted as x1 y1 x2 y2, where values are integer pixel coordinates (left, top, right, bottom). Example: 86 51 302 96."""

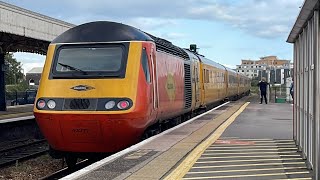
33 21 250 166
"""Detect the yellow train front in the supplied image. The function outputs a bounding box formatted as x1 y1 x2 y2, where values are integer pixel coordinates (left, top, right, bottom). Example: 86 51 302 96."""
34 21 251 165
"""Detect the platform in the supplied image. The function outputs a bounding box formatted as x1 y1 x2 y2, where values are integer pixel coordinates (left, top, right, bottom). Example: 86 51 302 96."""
0 105 34 122
62 97 313 180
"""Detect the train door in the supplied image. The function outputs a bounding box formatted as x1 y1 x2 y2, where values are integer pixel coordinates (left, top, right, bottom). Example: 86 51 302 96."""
193 59 201 108
150 46 159 113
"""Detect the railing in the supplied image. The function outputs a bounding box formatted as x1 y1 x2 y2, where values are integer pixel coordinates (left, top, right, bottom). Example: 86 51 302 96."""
5 90 37 106
269 85 293 103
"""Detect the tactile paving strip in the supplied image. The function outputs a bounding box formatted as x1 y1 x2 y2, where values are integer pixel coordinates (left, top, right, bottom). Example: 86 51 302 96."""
183 138 313 180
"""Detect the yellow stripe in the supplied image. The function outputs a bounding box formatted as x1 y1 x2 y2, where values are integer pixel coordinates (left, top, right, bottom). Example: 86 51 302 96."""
199 154 300 159
0 112 33 119
187 166 307 174
182 171 310 179
203 151 297 155
191 162 306 169
164 102 250 180
195 158 302 164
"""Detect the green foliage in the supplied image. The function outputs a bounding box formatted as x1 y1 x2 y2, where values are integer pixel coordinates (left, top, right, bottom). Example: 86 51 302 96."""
6 81 29 92
251 79 259 87
5 53 25 85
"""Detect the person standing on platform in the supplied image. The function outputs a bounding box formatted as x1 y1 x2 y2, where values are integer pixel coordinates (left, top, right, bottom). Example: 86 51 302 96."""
290 81 294 99
258 77 269 104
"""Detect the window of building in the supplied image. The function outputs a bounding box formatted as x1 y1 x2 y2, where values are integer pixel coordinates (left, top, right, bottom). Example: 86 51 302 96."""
247 70 249 72
242 70 244 72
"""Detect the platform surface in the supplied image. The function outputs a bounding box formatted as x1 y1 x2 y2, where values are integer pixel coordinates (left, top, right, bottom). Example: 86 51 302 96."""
63 97 313 180
0 105 34 122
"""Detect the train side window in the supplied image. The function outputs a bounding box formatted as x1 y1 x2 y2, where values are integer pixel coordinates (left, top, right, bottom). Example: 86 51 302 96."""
141 48 151 83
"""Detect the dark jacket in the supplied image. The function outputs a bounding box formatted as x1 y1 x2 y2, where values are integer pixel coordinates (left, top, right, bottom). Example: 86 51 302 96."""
290 82 294 96
258 81 269 93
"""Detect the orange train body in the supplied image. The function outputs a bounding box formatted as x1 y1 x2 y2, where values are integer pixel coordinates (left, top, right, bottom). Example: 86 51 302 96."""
34 21 250 158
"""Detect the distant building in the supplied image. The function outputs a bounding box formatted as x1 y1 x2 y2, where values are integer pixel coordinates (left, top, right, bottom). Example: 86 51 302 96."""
236 56 293 85
26 67 43 87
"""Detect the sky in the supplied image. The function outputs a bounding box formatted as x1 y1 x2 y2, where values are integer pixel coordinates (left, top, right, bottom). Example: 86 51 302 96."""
4 0 304 73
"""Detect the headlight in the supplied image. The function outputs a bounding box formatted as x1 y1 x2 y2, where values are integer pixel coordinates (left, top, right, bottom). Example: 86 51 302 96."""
117 100 129 109
105 101 115 110
47 100 56 109
37 99 46 109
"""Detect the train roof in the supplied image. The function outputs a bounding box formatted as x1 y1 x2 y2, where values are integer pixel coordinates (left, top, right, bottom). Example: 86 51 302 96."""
225 67 237 74
198 56 225 70
52 21 153 43
52 21 189 60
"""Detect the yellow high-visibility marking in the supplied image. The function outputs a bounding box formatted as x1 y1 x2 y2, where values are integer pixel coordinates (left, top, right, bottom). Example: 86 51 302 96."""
191 162 306 169
202 151 297 155
182 171 310 179
206 148 297 152
164 102 250 180
195 157 303 164
0 112 33 119
187 166 307 174
199 154 300 160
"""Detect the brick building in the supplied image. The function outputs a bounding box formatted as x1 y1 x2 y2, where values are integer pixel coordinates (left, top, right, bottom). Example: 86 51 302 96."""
25 67 43 87
236 56 293 85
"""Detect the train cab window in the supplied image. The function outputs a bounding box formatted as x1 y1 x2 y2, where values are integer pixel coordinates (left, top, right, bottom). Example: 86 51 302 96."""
51 44 128 79
141 49 151 83
56 47 123 72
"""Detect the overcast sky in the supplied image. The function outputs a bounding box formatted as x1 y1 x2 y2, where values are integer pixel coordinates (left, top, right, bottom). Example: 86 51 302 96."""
5 0 303 73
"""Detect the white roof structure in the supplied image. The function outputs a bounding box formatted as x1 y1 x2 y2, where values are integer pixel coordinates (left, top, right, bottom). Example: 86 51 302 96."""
26 67 43 74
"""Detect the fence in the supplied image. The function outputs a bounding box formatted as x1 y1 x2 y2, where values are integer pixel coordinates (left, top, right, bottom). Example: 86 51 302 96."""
269 85 293 104
5 90 37 106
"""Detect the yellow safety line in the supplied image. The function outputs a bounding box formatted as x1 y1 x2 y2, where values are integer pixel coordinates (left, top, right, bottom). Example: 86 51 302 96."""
202 151 297 155
182 171 310 179
199 154 300 159
191 162 306 169
195 157 303 164
206 148 297 152
0 112 33 118
187 166 307 174
164 102 250 180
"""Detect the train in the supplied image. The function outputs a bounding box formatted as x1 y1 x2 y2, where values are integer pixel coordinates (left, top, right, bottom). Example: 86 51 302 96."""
33 21 250 166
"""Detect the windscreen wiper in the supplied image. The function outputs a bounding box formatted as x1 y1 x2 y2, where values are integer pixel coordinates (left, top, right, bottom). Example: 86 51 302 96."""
58 62 88 75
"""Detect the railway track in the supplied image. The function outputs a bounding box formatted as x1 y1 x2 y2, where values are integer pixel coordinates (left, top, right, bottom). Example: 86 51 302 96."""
40 159 100 180
0 139 48 167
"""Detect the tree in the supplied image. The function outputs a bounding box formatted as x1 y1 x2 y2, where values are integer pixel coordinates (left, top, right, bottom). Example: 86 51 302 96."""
5 53 25 85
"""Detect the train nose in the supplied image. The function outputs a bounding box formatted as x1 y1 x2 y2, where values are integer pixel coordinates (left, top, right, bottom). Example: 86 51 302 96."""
60 119 103 143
